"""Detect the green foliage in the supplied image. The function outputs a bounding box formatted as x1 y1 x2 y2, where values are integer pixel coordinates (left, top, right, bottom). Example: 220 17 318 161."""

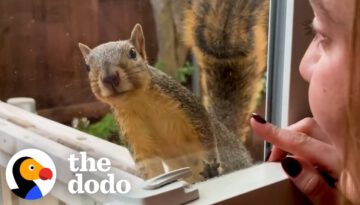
84 114 117 137
154 61 194 84
154 61 165 71
256 73 267 106
176 62 194 83
74 114 123 145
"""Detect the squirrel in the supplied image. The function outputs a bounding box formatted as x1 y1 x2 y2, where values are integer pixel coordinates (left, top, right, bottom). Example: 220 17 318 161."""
78 24 252 183
183 0 269 143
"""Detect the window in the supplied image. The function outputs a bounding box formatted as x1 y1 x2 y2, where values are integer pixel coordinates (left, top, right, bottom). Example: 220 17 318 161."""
0 0 314 204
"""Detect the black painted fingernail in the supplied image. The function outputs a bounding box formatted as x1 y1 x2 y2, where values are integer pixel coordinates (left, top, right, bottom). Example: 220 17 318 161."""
265 151 272 162
251 113 267 124
281 157 302 177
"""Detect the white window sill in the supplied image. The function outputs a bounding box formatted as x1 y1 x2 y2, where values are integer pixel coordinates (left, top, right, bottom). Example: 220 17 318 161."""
0 101 312 205
189 163 311 205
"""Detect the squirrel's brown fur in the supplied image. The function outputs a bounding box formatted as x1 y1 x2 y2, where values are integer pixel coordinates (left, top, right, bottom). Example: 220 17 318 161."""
183 0 269 143
79 24 252 183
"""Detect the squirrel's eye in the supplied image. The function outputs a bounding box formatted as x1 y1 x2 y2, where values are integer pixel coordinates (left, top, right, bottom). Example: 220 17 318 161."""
85 64 90 72
129 48 137 59
29 165 35 171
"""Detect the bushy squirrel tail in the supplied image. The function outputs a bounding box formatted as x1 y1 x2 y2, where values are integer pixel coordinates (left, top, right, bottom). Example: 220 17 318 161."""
183 0 269 143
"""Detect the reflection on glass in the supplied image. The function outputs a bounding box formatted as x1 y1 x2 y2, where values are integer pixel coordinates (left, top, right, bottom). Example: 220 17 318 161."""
0 0 269 183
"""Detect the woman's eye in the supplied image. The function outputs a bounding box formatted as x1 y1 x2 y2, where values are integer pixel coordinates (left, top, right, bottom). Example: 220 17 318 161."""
303 19 329 46
129 48 137 59
312 31 329 48
314 33 328 44
29 165 35 171
304 20 328 45
304 20 316 38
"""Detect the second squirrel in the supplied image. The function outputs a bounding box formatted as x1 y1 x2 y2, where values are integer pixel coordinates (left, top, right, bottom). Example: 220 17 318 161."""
183 0 269 143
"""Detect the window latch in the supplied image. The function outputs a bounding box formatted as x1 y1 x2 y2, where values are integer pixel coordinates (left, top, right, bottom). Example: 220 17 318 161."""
110 167 199 205
142 167 193 190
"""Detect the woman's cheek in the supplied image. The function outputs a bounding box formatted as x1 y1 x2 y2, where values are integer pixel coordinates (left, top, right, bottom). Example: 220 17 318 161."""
307 59 348 150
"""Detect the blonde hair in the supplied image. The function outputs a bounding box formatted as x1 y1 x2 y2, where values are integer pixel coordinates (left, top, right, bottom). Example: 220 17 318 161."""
342 0 360 204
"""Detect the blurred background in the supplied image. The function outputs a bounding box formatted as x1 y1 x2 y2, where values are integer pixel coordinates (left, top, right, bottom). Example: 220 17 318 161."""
0 0 265 160
1 0 158 122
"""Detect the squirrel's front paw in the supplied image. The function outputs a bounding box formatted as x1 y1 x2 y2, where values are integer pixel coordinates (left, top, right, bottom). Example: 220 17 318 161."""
199 159 221 180
136 165 150 179
136 158 165 180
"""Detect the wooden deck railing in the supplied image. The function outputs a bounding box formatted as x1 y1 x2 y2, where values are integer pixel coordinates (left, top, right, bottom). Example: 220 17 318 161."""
0 100 143 205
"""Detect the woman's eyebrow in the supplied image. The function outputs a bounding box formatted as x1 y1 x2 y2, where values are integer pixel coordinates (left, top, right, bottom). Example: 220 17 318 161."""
310 0 335 23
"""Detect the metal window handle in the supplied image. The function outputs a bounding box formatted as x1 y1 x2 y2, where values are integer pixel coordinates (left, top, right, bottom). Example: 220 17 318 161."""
108 167 199 205
142 167 192 190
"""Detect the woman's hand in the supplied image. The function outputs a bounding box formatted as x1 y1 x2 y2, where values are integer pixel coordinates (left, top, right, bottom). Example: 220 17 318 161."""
250 114 341 205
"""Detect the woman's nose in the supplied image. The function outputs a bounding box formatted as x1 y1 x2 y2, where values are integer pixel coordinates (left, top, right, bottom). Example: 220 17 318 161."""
299 44 318 82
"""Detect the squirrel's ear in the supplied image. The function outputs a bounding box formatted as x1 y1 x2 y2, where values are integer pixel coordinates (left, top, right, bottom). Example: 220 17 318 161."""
130 24 147 60
78 43 91 60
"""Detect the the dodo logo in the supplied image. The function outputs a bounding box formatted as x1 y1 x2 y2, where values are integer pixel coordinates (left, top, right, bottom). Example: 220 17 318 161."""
5 149 56 200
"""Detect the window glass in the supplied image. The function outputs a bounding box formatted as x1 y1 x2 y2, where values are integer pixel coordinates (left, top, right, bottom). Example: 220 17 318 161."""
0 0 269 184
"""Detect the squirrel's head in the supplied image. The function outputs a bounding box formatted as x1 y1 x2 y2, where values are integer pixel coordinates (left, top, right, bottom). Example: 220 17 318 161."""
78 24 150 102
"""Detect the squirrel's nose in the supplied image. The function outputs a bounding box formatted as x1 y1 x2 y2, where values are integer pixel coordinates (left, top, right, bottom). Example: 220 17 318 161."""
102 72 120 87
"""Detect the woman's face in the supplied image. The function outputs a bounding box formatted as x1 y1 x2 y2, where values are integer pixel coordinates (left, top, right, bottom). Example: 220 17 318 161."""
300 0 358 202
300 0 354 152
